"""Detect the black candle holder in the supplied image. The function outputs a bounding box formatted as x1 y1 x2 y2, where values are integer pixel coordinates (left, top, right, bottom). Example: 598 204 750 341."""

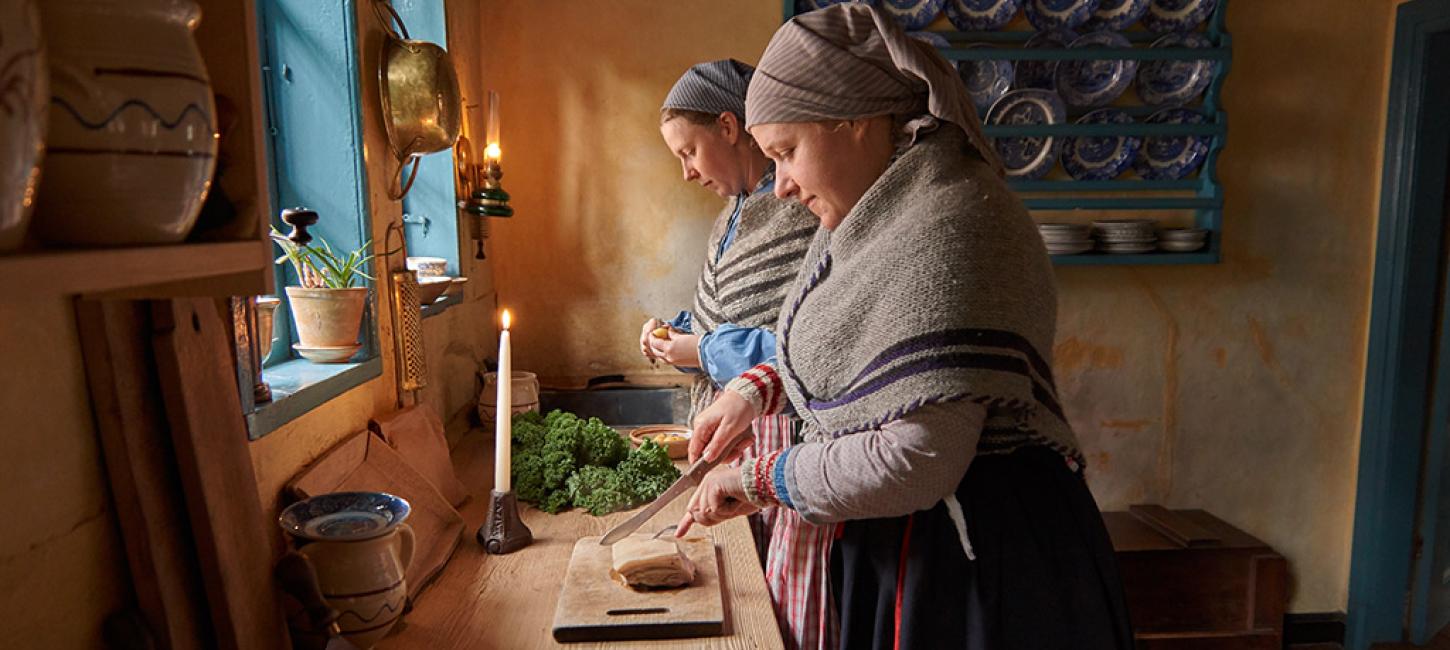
477 490 532 554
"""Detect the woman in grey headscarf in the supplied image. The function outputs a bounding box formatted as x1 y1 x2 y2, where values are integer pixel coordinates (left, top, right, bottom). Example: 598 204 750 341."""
642 59 834 650
676 6 1134 649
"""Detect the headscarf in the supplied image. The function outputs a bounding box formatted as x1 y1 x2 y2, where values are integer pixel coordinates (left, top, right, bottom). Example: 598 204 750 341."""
745 3 1002 174
661 59 755 122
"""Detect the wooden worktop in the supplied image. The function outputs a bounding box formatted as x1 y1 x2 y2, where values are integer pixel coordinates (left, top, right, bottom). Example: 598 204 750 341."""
377 429 784 650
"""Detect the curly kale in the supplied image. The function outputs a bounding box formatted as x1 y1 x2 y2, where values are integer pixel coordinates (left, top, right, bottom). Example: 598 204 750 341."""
619 439 680 502
566 465 634 516
508 409 682 516
578 417 629 467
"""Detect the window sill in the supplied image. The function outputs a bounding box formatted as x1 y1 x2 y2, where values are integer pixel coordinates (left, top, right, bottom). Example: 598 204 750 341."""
247 356 383 440
420 291 462 319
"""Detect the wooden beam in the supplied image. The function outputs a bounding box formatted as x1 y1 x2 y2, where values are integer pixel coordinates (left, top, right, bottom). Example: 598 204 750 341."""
150 298 287 650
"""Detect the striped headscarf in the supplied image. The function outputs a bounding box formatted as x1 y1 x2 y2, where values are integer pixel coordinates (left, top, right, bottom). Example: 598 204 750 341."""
745 3 1002 174
661 59 755 122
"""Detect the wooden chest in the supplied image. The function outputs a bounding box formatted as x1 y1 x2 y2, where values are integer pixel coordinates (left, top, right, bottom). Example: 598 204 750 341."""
1104 505 1289 650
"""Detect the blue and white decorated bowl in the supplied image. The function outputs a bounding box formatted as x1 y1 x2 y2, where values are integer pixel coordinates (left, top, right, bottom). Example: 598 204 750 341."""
1062 108 1140 180
1013 28 1076 91
986 88 1067 179
1024 0 1101 31
945 0 1021 31
959 45 1015 115
879 0 946 30
1136 32 1215 106
279 491 412 542
1141 0 1216 32
1081 0 1148 31
1056 31 1137 108
1133 108 1209 180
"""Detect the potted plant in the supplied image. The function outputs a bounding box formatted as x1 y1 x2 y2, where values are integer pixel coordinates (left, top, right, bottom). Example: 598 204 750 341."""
271 225 374 363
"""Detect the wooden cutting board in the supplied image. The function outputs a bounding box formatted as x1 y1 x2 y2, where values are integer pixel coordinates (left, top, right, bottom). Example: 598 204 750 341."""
552 535 724 643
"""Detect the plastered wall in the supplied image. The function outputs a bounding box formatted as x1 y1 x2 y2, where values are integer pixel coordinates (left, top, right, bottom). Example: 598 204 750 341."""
482 0 1404 612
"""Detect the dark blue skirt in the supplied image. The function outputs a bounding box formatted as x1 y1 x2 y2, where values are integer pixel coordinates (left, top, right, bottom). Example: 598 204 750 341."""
831 446 1135 649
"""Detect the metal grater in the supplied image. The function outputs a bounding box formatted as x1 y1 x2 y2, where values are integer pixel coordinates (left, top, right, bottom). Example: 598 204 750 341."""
391 270 428 391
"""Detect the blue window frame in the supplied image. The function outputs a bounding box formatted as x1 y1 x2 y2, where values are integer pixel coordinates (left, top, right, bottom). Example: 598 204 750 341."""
394 0 464 313
248 0 382 437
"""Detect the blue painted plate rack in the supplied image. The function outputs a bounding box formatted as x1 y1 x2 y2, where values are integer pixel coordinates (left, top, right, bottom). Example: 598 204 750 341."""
781 1 1233 266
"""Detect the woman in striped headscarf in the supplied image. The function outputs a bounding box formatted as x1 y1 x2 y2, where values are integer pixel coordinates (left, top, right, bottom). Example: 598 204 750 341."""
642 59 836 650
676 6 1134 649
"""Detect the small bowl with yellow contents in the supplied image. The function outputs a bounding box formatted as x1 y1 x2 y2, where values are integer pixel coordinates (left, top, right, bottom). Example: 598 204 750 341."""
629 424 691 460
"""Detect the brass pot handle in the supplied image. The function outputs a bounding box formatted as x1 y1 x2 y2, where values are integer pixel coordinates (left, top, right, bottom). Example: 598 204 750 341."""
389 154 422 200
372 0 410 40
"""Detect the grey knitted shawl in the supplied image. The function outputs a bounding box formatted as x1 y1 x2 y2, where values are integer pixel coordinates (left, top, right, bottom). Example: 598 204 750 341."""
777 126 1083 466
688 192 816 420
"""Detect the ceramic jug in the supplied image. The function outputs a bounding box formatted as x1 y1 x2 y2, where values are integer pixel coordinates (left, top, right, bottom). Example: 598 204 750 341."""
33 0 217 245
295 524 415 649
0 0 46 251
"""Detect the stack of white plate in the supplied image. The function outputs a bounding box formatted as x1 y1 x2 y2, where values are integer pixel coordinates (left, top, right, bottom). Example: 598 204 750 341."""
1157 227 1209 252
1093 219 1158 254
1038 222 1093 255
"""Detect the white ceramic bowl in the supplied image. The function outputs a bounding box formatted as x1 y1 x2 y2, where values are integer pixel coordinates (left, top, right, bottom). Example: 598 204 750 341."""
406 256 448 278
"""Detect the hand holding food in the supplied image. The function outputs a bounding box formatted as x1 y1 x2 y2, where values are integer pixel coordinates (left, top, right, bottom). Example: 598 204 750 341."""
646 332 701 369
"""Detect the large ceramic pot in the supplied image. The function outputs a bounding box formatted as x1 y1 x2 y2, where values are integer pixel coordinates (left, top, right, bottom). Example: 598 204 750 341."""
279 492 415 650
34 0 217 246
0 0 46 252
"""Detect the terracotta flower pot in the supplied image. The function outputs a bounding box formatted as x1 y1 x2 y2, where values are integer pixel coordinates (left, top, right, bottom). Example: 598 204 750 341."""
285 286 367 362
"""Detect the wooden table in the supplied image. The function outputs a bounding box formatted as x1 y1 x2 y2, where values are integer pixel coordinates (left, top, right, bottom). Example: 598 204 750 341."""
377 430 784 649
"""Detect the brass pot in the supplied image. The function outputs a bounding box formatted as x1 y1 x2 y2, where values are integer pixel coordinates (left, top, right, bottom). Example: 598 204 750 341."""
376 2 460 200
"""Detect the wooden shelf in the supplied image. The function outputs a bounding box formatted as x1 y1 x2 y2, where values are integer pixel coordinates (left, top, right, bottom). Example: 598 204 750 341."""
0 240 273 299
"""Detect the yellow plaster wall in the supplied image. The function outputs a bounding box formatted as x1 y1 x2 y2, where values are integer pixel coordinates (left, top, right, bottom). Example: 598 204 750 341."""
482 0 1404 612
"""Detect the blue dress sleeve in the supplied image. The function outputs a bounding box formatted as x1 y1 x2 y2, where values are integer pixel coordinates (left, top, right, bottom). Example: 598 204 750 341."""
698 324 776 387
666 310 694 334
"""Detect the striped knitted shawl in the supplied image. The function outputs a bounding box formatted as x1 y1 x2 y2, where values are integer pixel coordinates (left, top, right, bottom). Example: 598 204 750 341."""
687 191 816 420
776 126 1084 467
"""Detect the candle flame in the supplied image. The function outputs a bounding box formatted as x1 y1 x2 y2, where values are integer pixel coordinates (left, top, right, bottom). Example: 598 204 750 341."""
501 309 512 330
484 142 501 161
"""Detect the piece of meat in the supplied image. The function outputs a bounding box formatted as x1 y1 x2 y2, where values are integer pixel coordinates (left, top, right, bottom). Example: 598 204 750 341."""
610 535 697 589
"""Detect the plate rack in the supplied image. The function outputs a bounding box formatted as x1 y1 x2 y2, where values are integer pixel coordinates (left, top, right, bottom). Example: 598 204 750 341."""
782 1 1233 266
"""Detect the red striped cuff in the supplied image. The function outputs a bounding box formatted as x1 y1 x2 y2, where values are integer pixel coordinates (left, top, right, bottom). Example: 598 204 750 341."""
724 363 786 415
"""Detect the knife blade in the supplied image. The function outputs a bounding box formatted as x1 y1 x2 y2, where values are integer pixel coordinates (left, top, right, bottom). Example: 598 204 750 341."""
599 457 717 545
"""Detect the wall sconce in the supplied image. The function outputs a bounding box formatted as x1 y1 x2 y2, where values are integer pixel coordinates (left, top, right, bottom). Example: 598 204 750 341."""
463 90 512 259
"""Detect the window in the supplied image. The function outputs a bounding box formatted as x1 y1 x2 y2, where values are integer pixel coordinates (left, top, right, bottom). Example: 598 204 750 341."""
394 0 464 316
247 0 382 437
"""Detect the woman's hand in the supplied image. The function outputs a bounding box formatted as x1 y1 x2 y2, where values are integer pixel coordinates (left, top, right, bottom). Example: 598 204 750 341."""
647 332 701 369
639 318 664 362
676 465 759 537
690 390 759 464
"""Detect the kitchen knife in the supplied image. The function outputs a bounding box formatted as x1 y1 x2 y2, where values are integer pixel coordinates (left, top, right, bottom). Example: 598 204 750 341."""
599 456 719 546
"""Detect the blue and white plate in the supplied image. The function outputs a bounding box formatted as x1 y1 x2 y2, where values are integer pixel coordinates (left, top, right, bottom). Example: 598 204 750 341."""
279 491 412 542
986 89 1066 179
1081 0 1148 31
1141 0 1216 32
959 45 1015 115
908 31 957 71
1062 108 1140 180
1056 31 1137 108
945 0 1021 31
1013 28 1076 91
880 0 946 30
1023 0 1101 31
1134 108 1209 180
1136 32 1214 106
